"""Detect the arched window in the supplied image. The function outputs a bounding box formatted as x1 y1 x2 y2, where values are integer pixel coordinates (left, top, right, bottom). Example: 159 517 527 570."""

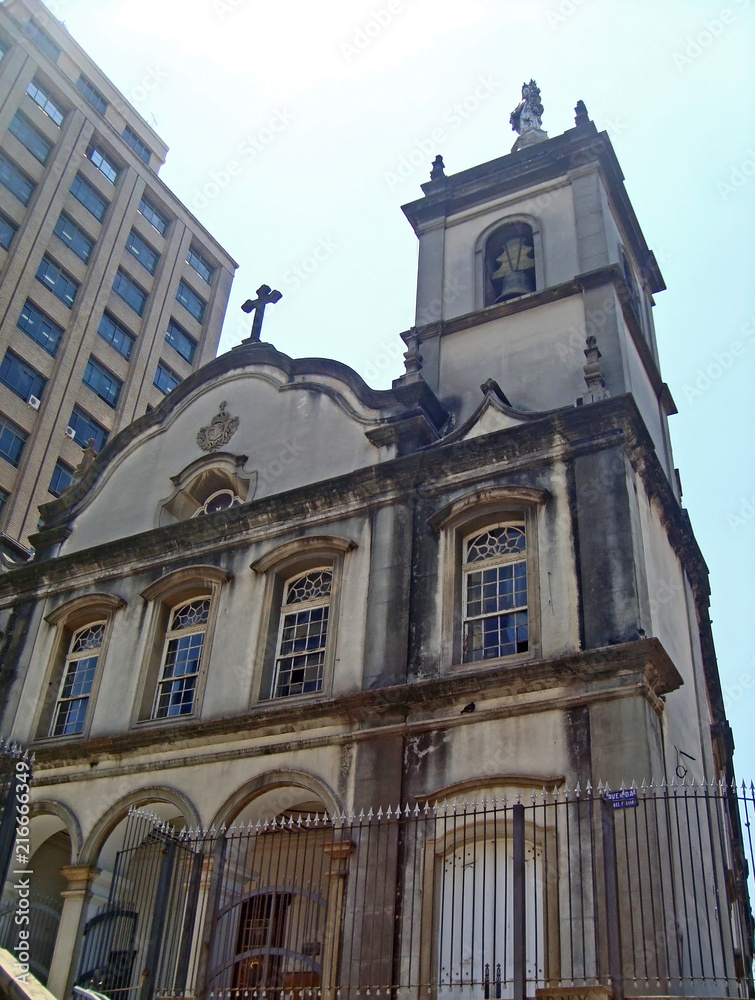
462 523 528 661
271 569 332 699
152 596 211 718
50 621 105 735
484 222 536 305
36 593 125 740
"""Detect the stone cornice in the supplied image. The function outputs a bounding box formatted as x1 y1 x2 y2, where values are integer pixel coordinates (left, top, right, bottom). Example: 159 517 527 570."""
29 639 680 781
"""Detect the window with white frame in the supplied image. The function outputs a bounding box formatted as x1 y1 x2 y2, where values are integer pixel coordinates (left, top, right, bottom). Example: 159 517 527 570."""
462 522 528 661
152 597 210 718
271 569 331 698
50 621 104 736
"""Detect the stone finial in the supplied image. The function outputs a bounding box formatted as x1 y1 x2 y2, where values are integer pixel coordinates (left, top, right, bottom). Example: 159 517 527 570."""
510 79 548 152
579 335 611 405
430 154 446 182
574 100 590 127
392 328 424 387
74 438 98 479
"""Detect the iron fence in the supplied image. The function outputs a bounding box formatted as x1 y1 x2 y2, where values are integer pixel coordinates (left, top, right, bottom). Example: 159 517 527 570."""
0 739 32 891
78 780 755 1000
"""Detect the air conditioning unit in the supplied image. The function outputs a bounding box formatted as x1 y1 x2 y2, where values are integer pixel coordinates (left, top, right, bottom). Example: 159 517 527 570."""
65 426 76 440
27 395 41 410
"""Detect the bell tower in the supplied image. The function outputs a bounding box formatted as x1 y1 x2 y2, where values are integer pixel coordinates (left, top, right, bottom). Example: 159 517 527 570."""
400 84 677 489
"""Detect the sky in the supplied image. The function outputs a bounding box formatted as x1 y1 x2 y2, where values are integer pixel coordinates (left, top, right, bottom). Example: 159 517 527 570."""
38 0 755 777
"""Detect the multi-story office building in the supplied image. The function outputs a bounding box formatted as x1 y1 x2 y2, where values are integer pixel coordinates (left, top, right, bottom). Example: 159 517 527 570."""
0 0 236 549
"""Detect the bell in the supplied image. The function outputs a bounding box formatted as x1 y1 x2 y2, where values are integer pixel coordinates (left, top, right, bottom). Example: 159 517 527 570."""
495 269 535 302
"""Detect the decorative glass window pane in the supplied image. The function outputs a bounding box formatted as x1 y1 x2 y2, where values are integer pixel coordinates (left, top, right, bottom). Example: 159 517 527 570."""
17 300 63 356
70 173 108 221
137 196 168 236
152 598 210 718
0 213 18 250
272 569 331 699
26 79 65 126
0 350 46 402
165 318 196 363
97 311 134 360
123 126 151 165
86 144 118 183
36 255 78 307
53 212 94 263
9 111 52 164
68 405 108 451
83 356 121 408
51 622 104 736
49 458 75 498
186 245 215 285
23 21 61 62
176 279 206 323
76 76 107 115
113 268 148 316
153 360 181 395
462 523 528 661
0 416 27 468
125 229 159 274
0 153 35 205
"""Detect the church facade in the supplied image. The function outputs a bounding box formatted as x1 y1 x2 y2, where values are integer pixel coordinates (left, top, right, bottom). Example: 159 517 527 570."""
0 89 750 1000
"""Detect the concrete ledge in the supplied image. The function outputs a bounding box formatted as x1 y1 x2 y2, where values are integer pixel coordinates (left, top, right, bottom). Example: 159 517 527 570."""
0 948 57 1000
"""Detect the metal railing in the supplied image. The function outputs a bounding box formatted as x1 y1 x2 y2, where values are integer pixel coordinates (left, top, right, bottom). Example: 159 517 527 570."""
77 780 755 1000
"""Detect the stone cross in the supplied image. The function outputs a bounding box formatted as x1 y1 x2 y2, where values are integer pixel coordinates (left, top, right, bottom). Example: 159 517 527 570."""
241 284 282 342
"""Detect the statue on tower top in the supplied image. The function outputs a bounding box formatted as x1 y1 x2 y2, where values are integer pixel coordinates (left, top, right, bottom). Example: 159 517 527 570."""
509 79 548 152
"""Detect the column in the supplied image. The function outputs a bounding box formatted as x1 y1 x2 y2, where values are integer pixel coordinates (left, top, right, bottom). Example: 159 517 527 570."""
320 839 354 997
46 864 100 1000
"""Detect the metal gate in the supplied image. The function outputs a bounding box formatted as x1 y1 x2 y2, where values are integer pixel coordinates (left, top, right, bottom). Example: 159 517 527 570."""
77 809 205 1000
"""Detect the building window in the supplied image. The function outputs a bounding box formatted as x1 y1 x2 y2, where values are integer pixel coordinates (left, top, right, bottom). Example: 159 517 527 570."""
36 255 78 307
152 598 210 719
76 76 108 115
176 280 206 323
0 153 35 205
26 79 65 126
97 311 134 360
49 622 104 736
17 300 63 356
138 196 168 236
271 569 331 699
70 173 108 221
165 318 196 363
0 489 8 516
0 213 18 250
462 523 528 661
9 111 53 164
113 268 148 316
54 212 94 263
123 126 151 165
69 405 108 451
154 360 181 395
484 222 536 305
23 20 61 62
186 246 215 285
0 350 46 403
83 356 121 408
0 416 27 468
49 458 75 498
125 229 159 274
86 143 118 183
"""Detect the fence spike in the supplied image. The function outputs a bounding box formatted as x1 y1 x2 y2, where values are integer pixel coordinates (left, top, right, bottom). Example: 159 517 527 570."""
405 802 411 817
